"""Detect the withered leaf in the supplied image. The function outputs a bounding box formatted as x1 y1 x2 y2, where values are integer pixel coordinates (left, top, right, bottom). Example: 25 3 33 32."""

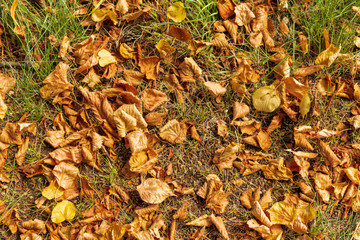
137 178 175 204
113 104 147 138
141 89 169 111
159 119 187 144
315 44 341 67
138 56 160 80
179 57 202 82
167 25 192 42
217 0 235 19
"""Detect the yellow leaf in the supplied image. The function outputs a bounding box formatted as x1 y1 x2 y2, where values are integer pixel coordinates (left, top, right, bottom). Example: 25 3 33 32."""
252 86 281 112
299 91 311 118
315 44 341 67
167 2 186 22
91 9 118 25
51 200 76 223
98 49 117 67
119 43 133 59
42 181 64 200
155 39 175 58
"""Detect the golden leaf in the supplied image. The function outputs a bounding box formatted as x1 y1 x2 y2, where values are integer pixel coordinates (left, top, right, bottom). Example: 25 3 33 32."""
145 112 167 126
141 89 169 111
103 222 128 240
159 119 187 144
91 9 118 24
353 6 360 17
344 167 360 184
98 49 117 67
315 44 341 67
166 2 186 22
294 65 323 78
299 91 311 118
240 187 260 209
261 164 293 181
283 77 310 100
113 104 147 138
137 178 175 204
252 86 281 112
51 200 76 223
156 39 175 58
119 43 134 59
42 181 64 200
138 56 160 80
268 201 295 225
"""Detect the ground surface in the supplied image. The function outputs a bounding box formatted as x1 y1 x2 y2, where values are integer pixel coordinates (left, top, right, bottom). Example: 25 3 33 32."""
0 0 359 239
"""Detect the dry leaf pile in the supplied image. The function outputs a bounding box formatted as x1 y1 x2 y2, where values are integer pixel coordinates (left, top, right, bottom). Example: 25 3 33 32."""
1 0 360 239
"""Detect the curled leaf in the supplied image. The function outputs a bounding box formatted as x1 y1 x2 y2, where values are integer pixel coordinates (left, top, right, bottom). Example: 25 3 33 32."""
252 86 281 112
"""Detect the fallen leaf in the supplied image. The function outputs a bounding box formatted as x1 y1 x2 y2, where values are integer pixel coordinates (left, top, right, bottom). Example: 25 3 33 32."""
167 25 192 42
234 3 255 27
116 0 129 14
223 20 238 43
298 32 309 53
40 62 73 101
113 103 148 138
283 77 310 100
137 178 175 204
256 131 271 151
209 214 229 240
186 214 212 227
138 56 160 80
159 119 187 144
52 162 79 190
42 181 64 200
279 21 289 35
211 33 233 49
173 201 189 221
178 57 202 82
145 112 167 126
252 86 281 112
232 102 250 121
300 92 311 117
119 43 134 59
91 9 118 25
252 201 272 227
167 2 186 22
59 36 70 59
51 200 76 223
188 39 211 55
156 39 175 58
240 187 260 209
318 139 341 167
315 44 341 67
122 5 152 22
217 0 235 19
204 81 226 103
141 89 169 111
81 68 101 87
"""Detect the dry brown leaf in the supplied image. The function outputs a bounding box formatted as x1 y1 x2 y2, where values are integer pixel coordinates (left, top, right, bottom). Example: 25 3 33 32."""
59 36 70 59
167 25 192 42
125 129 148 154
217 0 235 19
40 62 73 102
116 0 129 14
113 103 147 138
123 70 144 86
261 163 293 181
256 131 271 151
179 57 202 82
318 139 341 167
232 55 260 84
211 32 233 49
232 102 250 121
145 112 167 126
52 162 79 190
212 142 244 170
316 75 336 96
247 219 271 238
353 6 360 17
217 120 228 138
15 136 29 166
141 89 169 111
315 44 341 67
240 187 260 209
295 65 323 78
137 178 175 204
209 214 229 240
298 32 309 53
267 113 285 134
122 5 152 22
204 81 226 103
234 3 255 27
186 215 212 227
81 68 101 87
159 119 187 144
294 133 314 151
251 5 268 32
138 56 160 80
129 148 158 174
249 31 263 48
283 77 310 99
188 39 211 55
279 21 289 35
223 20 238 43
173 201 189 221
252 201 272 227
259 188 273 210
80 176 94 199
